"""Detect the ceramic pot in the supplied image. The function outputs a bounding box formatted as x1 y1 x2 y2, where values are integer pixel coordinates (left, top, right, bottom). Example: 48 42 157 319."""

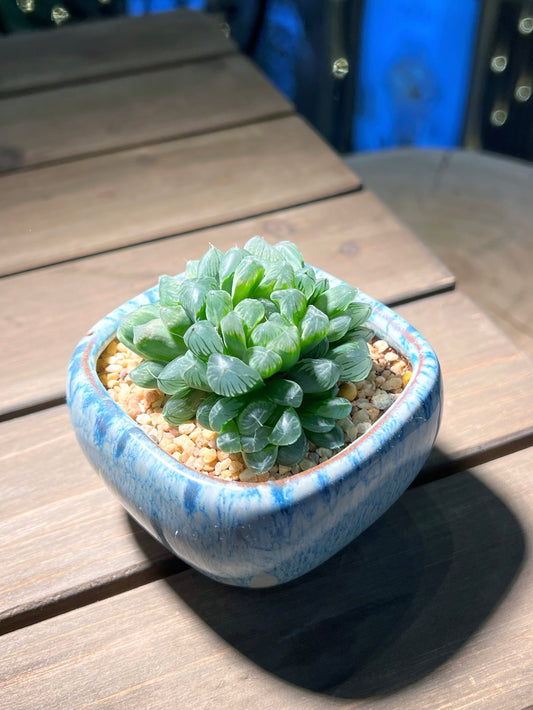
67 268 442 587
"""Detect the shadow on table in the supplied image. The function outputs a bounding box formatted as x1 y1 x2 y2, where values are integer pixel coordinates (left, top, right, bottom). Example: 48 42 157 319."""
129 452 525 698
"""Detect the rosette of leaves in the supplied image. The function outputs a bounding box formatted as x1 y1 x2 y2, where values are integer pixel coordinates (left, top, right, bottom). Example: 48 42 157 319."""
117 237 373 474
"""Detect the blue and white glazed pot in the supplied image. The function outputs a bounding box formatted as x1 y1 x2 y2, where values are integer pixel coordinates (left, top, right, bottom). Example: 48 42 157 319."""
67 268 442 588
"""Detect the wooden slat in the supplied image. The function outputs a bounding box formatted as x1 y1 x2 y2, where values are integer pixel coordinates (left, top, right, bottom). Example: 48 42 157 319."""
0 10 233 97
2 291 533 627
0 55 292 172
0 115 360 276
0 191 452 416
2 448 532 709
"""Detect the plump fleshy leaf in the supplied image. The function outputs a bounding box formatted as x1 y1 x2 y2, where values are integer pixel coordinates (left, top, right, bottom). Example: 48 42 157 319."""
277 431 307 466
273 263 294 290
269 324 300 370
133 318 186 363
327 341 372 382
209 395 248 432
269 408 302 446
238 398 277 436
311 397 352 420
178 277 218 322
162 389 206 426
298 413 336 433
266 378 304 408
288 358 341 393
160 305 192 337
306 424 345 449
184 321 224 360
129 360 165 389
299 305 329 354
274 240 304 269
205 290 233 326
117 304 160 354
310 278 329 302
207 353 263 396
219 247 249 293
158 275 183 307
220 311 247 359
242 445 278 473
180 351 212 392
314 284 357 318
327 315 352 342
185 260 199 279
197 245 223 279
216 421 242 453
231 256 264 304
234 299 265 335
270 288 307 324
305 337 329 359
345 302 372 328
241 427 273 453
157 355 189 394
244 236 283 264
293 267 316 300
246 347 283 378
196 393 220 429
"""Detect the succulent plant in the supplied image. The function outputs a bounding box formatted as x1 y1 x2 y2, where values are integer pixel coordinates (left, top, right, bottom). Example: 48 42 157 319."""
117 237 373 473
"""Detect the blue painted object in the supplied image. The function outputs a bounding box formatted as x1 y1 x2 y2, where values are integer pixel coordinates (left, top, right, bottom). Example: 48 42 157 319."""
353 0 479 150
67 269 441 588
127 0 206 18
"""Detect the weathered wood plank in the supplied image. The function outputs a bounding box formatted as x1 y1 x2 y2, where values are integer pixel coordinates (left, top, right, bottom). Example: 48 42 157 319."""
0 115 360 276
0 10 233 97
2 292 532 627
0 191 452 416
2 448 532 709
0 55 292 172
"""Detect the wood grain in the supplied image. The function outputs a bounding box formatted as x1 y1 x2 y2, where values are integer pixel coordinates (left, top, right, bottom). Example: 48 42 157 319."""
0 9 233 97
2 292 532 627
0 191 452 416
2 448 532 709
344 148 533 358
0 115 360 276
0 55 291 172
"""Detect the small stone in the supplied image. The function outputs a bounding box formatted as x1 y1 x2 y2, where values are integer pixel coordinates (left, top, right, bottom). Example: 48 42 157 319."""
338 382 358 401
239 469 257 482
382 376 403 391
402 372 413 387
371 390 396 410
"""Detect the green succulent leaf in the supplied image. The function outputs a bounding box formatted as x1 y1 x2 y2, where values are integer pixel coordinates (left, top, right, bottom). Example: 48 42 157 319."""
288 358 341 393
241 427 273 453
185 260 199 279
314 284 357 318
306 423 345 450
245 346 283 379
310 278 329 303
270 324 300 370
219 247 249 293
237 398 277 436
293 267 317 300
162 389 206 426
216 421 242 453
242 445 278 474
196 393 220 429
129 361 165 389
178 277 218 322
117 304 160 354
305 337 329 359
274 240 305 269
343 326 374 344
299 305 330 354
311 396 352 420
269 408 302 446
180 351 212 392
197 245 223 279
157 355 189 395
244 236 284 264
234 299 265 336
273 263 295 290
133 318 186 363
266 378 304 408
277 431 307 466
327 341 372 382
159 275 183 307
205 290 233 326
270 288 307 324
258 298 278 318
231 256 264 304
209 395 248 432
220 311 247 359
327 315 352 342
345 302 372 328
184 321 224 360
160 305 192 337
298 413 336 433
207 353 263 397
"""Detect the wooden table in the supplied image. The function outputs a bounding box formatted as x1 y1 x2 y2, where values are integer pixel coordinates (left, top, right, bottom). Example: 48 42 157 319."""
1 10 532 709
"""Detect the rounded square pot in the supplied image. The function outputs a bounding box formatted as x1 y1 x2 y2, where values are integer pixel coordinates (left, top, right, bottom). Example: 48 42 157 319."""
67 268 442 588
